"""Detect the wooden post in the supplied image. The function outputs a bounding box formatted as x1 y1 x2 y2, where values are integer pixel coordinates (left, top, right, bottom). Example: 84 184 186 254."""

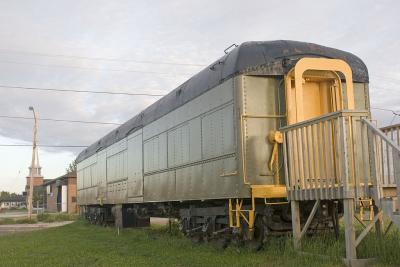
343 199 357 264
393 150 400 209
300 200 320 240
291 200 301 249
373 203 383 236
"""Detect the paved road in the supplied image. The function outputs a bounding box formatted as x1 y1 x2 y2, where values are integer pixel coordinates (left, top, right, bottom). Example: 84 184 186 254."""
0 221 74 236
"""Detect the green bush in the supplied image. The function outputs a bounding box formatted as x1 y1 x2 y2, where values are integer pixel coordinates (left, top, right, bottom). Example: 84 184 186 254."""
15 218 37 224
37 213 52 222
37 213 78 222
0 218 15 225
0 217 37 225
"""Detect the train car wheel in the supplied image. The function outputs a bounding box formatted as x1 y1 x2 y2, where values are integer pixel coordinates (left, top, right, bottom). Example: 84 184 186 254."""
190 234 203 244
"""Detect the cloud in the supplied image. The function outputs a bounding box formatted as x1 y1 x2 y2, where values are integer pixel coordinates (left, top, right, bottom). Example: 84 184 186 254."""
0 0 399 192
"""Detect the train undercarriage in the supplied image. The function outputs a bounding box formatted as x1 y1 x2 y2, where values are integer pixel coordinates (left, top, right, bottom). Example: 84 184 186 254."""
81 199 341 250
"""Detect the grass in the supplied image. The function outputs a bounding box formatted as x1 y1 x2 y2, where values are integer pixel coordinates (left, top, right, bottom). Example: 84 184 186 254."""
0 213 78 225
0 219 399 267
36 212 79 222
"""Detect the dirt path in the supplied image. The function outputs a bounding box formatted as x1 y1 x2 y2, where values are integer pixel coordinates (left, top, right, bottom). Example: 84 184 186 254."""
0 221 74 236
0 218 169 236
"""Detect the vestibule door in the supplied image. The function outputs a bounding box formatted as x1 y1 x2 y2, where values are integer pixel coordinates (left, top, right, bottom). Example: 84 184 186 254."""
285 58 355 125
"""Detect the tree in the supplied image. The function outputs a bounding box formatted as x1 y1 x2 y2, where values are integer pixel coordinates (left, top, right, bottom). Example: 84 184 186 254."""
32 187 45 205
66 159 77 173
0 191 10 201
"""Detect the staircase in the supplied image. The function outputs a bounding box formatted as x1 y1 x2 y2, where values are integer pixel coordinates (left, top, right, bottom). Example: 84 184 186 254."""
364 119 400 229
280 110 400 265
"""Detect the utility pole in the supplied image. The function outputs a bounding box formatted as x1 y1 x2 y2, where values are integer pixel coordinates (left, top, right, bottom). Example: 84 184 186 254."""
28 106 38 219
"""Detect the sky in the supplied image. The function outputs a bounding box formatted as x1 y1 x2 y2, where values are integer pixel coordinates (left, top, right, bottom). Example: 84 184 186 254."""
0 0 399 193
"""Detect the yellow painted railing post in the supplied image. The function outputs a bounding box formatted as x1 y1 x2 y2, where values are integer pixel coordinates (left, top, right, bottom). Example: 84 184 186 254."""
235 199 241 228
248 195 256 238
228 199 233 227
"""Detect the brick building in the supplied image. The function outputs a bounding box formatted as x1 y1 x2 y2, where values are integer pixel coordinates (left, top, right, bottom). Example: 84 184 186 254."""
43 171 77 214
24 165 49 208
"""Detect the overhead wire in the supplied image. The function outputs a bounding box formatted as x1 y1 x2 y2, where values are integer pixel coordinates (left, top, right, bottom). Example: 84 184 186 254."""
0 115 122 125
371 107 400 125
0 144 87 148
390 114 397 125
0 48 207 67
0 84 166 97
371 107 400 115
0 59 194 76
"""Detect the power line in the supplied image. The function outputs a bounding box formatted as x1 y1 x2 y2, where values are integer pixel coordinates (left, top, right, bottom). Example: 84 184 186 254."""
0 144 87 148
0 48 207 67
0 84 166 97
390 114 397 125
371 107 400 126
0 59 194 76
0 115 122 125
371 107 400 115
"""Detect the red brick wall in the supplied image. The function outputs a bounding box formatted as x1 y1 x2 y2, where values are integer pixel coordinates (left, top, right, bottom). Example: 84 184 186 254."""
26 176 44 187
46 183 59 213
67 177 77 214
44 173 77 214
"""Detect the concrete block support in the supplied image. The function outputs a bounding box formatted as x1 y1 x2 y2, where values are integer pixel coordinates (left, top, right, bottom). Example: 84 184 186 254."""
114 204 123 229
113 204 150 228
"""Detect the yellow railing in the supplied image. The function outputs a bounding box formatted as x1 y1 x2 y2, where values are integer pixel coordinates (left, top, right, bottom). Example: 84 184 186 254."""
281 110 370 201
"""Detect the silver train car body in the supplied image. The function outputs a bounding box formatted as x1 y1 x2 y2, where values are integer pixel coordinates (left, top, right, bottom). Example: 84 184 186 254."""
77 75 283 204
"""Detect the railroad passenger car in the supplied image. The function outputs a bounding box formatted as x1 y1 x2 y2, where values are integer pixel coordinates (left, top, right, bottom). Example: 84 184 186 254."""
76 40 369 246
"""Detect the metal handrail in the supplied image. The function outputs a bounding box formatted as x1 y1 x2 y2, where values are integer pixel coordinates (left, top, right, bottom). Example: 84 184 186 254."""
362 119 400 153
